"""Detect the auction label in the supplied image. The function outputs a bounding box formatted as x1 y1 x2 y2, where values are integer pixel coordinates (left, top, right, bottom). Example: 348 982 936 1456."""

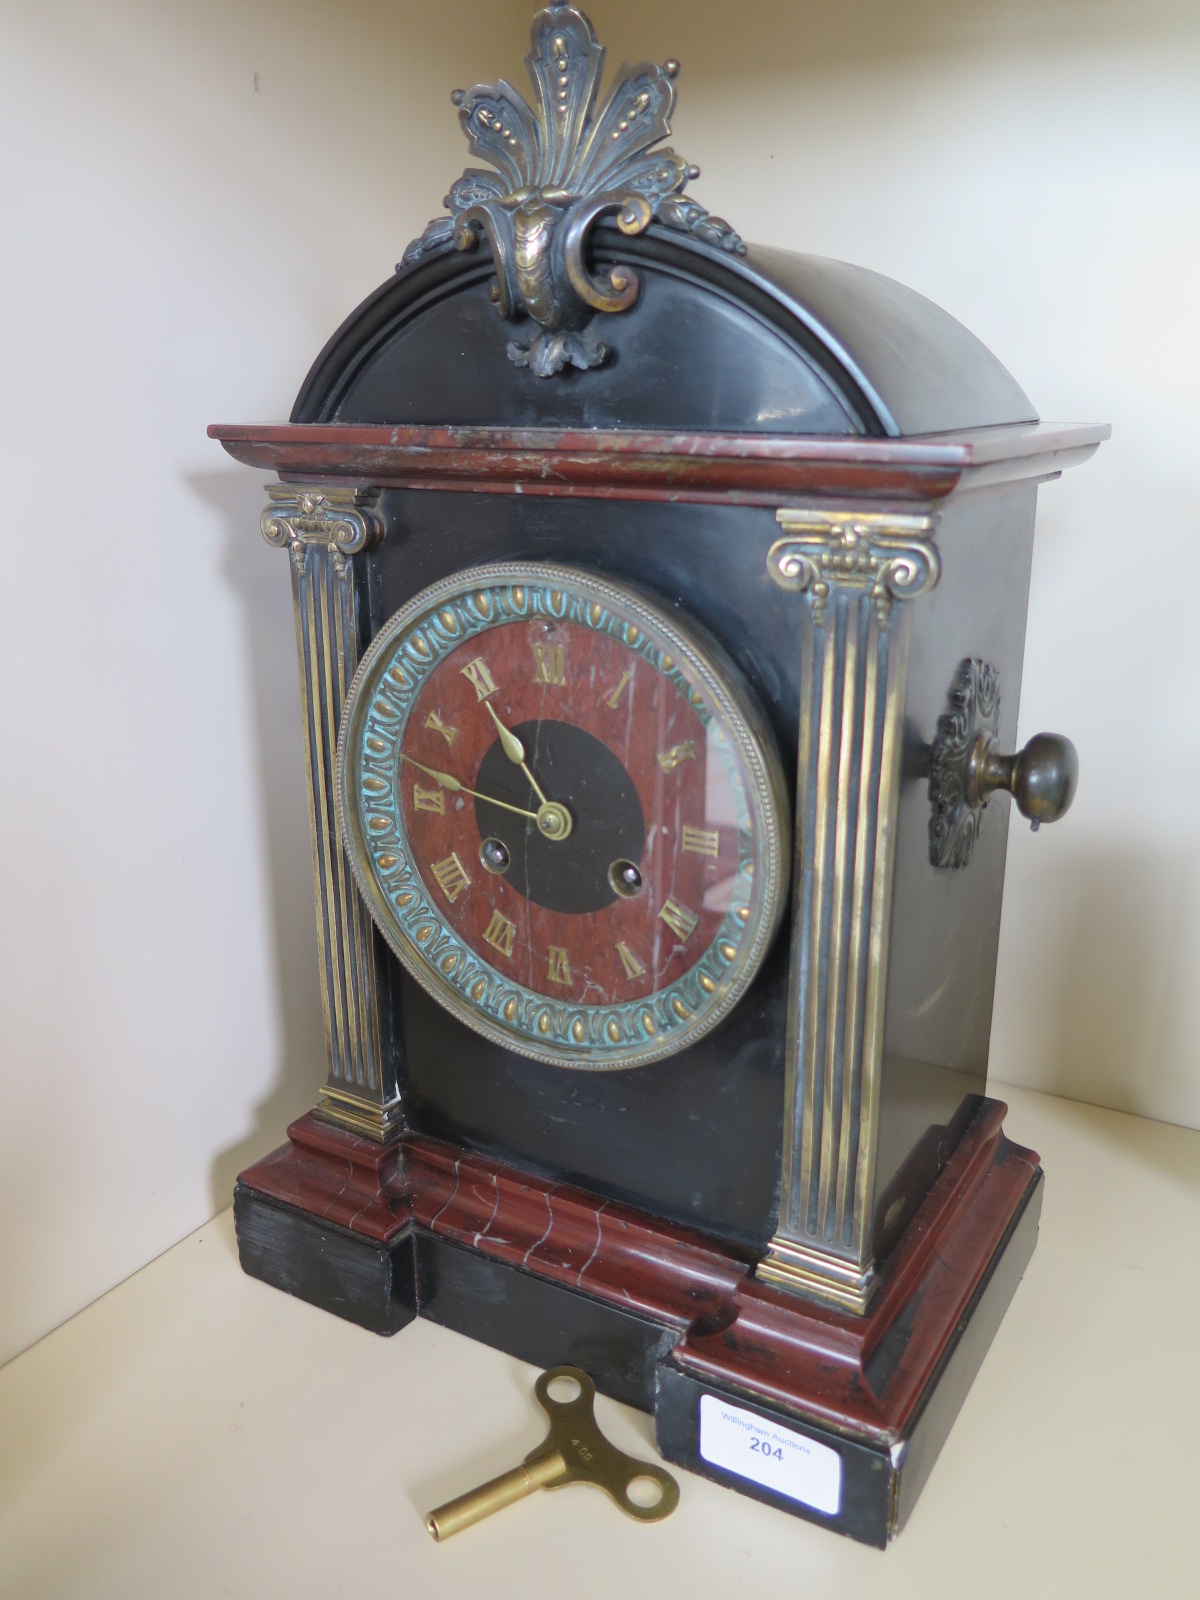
698 1395 842 1515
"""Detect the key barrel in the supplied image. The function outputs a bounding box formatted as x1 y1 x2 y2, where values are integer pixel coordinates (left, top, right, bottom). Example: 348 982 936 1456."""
426 1452 567 1541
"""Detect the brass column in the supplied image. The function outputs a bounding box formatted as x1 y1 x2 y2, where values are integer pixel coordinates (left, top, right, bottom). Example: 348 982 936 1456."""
261 485 402 1142
758 509 940 1312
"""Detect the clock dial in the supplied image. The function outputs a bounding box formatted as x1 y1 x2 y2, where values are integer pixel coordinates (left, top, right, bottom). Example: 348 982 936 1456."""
336 563 788 1069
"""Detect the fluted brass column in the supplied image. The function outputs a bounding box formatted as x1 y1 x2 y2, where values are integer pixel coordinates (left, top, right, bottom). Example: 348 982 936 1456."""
758 509 940 1312
261 485 401 1142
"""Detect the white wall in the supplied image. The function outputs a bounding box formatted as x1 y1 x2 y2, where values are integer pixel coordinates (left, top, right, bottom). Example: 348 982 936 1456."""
2 0 1197 1365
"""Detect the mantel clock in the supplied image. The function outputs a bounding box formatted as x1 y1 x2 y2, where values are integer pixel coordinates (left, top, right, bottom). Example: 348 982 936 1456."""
212 4 1107 1548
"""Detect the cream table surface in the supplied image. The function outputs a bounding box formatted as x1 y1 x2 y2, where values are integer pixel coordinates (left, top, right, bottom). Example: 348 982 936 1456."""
1 1082 1197 1600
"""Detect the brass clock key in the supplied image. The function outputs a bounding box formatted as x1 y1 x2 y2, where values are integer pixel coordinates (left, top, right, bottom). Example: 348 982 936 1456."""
425 1366 680 1540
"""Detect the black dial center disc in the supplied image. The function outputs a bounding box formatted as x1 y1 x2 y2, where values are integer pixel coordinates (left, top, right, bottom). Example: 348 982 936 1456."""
473 721 645 915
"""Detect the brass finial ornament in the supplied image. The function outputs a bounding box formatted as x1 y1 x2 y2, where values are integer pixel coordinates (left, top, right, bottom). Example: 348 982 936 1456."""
401 3 744 377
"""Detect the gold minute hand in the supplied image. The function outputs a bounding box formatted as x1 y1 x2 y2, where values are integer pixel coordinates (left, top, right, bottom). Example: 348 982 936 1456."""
398 753 541 822
483 700 549 806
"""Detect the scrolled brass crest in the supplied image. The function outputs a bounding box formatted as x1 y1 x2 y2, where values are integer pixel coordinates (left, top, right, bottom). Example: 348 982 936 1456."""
401 4 743 378
768 510 940 627
261 486 383 577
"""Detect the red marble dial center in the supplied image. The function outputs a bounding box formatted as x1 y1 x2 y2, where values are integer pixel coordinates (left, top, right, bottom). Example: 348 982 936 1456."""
401 614 739 1005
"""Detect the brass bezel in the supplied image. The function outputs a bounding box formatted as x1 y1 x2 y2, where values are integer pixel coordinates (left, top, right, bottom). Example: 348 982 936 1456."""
335 561 790 1071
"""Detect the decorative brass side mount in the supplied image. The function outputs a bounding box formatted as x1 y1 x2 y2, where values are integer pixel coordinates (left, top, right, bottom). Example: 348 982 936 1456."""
928 658 1078 868
401 4 743 378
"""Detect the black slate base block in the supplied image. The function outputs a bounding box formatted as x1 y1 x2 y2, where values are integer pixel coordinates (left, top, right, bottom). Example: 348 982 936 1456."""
892 1168 1043 1533
415 1234 678 1411
231 1145 1041 1546
654 1171 1043 1547
655 1366 894 1547
233 1184 417 1336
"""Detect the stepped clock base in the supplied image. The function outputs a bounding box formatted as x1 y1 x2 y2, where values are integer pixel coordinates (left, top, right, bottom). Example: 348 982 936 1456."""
234 1099 1041 1546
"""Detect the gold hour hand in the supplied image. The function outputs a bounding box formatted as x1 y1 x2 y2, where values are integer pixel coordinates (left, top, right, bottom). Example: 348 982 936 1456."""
398 753 540 823
483 700 549 806
401 753 463 792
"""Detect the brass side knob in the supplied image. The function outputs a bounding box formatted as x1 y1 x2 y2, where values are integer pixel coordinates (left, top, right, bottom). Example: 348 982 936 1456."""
966 732 1078 830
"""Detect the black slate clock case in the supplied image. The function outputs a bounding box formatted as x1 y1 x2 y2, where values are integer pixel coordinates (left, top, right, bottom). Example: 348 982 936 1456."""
292 224 1038 1261
218 3 1105 1545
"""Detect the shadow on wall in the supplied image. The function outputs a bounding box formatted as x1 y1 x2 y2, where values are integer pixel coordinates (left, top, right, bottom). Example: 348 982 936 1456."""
187 468 328 1215
270 0 1200 133
997 847 1197 1126
583 0 1199 78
